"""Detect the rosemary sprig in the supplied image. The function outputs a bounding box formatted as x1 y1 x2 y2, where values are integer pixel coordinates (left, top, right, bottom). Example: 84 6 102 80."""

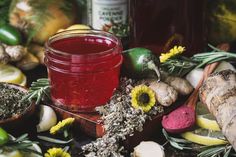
192 44 236 68
22 78 50 105
197 145 234 157
162 129 195 150
1 134 42 156
160 56 198 77
160 44 236 76
37 135 73 144
162 129 236 157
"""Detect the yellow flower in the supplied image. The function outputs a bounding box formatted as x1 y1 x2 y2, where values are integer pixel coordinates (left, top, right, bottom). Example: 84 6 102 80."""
131 85 156 112
50 118 75 135
160 46 185 63
45 148 71 157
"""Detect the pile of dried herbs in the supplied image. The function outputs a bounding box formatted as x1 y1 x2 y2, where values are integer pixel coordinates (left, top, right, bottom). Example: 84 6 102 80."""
0 83 30 120
82 78 164 157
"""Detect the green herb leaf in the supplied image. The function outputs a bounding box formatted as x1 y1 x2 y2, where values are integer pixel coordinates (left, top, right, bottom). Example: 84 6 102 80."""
2 134 41 156
22 78 50 105
224 146 232 157
14 134 28 143
160 56 197 77
192 44 236 68
162 129 236 157
37 135 73 144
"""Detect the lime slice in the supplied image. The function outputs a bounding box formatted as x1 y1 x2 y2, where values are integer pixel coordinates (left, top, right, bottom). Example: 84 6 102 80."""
197 114 221 131
181 128 228 146
67 24 91 30
0 150 23 157
0 64 23 84
19 74 27 87
196 102 221 131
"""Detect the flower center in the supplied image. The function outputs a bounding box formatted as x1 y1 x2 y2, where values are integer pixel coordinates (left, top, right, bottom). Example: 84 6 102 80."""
138 93 150 104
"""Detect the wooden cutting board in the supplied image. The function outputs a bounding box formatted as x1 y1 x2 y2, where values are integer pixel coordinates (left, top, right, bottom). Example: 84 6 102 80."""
50 96 186 141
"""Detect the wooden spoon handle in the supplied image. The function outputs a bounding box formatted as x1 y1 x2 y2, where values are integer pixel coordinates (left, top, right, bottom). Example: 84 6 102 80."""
186 44 230 109
186 63 219 109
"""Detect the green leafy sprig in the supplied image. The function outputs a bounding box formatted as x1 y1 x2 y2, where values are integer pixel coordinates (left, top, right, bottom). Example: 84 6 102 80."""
160 56 197 77
1 134 42 156
37 135 73 145
160 44 236 77
192 44 236 68
22 78 50 105
162 129 236 157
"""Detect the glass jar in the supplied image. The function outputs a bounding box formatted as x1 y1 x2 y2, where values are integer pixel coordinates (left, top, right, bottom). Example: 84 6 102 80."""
129 0 206 56
45 30 123 112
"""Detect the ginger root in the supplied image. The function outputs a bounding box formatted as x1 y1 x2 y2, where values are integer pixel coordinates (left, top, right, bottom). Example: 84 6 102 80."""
0 43 26 63
16 52 39 70
0 44 10 64
149 81 178 106
199 70 236 150
164 76 193 95
4 44 27 61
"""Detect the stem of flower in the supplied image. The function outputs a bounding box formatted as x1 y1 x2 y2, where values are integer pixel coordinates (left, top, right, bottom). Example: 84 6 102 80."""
147 60 161 82
64 130 69 138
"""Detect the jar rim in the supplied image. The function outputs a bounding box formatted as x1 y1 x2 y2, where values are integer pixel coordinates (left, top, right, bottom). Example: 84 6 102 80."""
45 55 123 74
45 29 122 58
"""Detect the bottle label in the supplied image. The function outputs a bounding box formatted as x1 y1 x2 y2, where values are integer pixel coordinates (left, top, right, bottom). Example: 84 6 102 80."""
90 0 128 37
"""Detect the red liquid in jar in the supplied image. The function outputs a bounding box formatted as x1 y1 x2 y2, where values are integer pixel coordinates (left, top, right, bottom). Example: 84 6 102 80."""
46 35 122 112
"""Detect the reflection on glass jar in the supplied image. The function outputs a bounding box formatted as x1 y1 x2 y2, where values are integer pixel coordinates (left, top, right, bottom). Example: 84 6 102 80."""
129 0 206 56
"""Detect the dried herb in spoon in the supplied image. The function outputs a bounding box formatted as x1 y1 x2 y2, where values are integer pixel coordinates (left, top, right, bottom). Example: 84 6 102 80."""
0 83 30 120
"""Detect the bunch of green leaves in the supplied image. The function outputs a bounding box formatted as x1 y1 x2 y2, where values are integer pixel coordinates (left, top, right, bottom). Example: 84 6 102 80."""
22 78 50 105
0 0 11 26
0 134 42 156
37 135 73 145
160 56 198 77
192 44 236 68
160 44 236 77
162 129 236 157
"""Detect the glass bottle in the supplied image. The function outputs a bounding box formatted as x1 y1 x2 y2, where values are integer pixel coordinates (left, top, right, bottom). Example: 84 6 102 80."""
85 0 129 47
129 0 206 56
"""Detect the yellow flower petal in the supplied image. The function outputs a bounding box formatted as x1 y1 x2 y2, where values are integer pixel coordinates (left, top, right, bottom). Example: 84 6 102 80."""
45 148 71 157
159 45 185 63
131 85 156 112
50 118 75 135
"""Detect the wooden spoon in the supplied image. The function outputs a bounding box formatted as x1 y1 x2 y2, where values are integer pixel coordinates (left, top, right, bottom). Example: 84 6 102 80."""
162 44 229 133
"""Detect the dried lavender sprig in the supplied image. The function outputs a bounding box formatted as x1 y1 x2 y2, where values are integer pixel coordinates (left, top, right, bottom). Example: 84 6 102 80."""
82 78 163 157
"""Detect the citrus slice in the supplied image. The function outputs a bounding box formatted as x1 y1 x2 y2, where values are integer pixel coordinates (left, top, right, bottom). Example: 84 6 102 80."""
19 74 27 87
66 24 91 30
0 150 23 157
196 102 221 131
57 24 91 33
0 64 23 84
181 128 228 146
